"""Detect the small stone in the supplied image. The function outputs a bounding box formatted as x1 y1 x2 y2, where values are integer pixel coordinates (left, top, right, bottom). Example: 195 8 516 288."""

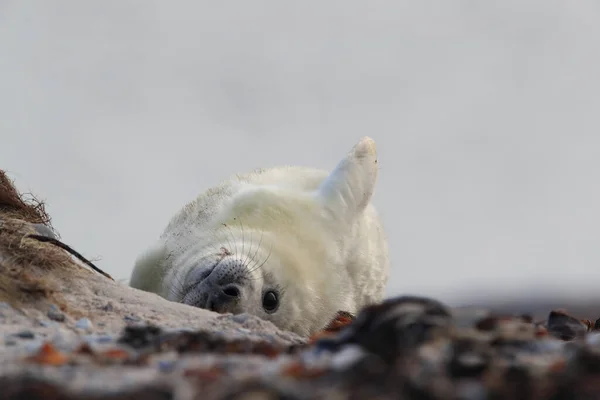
15 330 35 339
123 314 141 323
75 318 93 331
232 313 250 324
85 334 113 344
97 336 113 344
102 302 114 312
47 309 66 322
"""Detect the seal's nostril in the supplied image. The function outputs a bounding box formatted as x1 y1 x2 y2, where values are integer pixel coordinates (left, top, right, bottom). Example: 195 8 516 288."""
222 285 240 298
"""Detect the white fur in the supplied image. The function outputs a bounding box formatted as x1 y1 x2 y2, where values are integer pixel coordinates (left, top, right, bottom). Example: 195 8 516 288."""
129 137 390 337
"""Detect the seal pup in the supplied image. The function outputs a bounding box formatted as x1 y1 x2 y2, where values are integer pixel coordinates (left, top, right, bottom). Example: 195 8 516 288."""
130 137 390 336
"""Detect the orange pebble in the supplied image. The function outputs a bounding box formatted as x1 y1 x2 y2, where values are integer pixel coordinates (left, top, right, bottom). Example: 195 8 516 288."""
99 348 131 362
281 361 325 379
27 342 69 366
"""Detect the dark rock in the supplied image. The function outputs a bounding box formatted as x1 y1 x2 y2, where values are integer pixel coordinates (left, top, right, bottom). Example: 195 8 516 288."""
118 325 163 350
14 330 35 339
47 308 66 322
315 295 452 364
547 310 588 341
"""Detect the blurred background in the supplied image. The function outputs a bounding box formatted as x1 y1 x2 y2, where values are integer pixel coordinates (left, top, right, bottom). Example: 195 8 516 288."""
1 1 599 309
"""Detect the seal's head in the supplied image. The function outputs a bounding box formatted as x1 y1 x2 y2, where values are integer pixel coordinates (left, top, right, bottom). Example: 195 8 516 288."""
166 187 352 336
150 137 380 336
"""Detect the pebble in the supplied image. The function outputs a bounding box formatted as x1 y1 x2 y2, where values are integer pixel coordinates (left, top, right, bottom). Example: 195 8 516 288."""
14 330 35 339
47 309 66 322
84 334 114 345
102 302 114 312
75 318 93 331
232 313 250 324
123 314 141 323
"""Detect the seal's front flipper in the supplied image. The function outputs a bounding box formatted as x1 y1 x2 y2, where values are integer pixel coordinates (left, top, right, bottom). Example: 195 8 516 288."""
315 136 379 223
129 240 168 295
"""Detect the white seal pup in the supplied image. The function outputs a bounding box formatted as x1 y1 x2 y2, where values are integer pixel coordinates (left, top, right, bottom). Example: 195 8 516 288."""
129 137 390 337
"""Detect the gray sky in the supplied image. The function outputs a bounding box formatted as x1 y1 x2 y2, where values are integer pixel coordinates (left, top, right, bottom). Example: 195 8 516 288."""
2 1 599 305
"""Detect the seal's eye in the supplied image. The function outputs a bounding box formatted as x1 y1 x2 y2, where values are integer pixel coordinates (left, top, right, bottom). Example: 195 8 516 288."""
262 291 279 313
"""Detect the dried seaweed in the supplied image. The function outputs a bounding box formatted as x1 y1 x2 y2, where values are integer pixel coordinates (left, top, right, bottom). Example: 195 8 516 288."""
26 234 114 281
0 170 53 229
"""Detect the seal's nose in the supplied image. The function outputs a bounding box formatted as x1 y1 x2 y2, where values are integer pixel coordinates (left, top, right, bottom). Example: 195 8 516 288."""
190 258 246 313
206 282 242 312
203 263 243 313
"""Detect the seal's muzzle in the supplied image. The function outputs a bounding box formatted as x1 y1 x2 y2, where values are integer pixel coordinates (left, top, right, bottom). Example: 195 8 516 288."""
184 257 247 314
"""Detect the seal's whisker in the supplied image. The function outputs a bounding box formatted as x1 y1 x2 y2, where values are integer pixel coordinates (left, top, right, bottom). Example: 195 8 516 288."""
170 271 192 300
243 228 254 268
239 217 246 266
169 252 218 301
222 222 239 259
245 230 264 275
248 242 272 276
245 246 262 276
247 244 269 275
240 219 254 269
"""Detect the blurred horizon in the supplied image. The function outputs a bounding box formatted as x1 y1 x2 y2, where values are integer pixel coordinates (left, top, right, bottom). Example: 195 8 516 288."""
2 1 599 305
